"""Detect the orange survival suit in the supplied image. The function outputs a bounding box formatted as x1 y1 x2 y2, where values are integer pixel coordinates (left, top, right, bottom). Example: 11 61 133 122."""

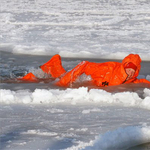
21 54 150 86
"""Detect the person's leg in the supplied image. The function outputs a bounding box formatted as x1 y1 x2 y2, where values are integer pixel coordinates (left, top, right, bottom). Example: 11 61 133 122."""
40 54 66 78
56 61 89 86
21 54 66 81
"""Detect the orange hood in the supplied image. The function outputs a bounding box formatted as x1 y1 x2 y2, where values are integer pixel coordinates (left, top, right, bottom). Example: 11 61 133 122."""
122 54 141 78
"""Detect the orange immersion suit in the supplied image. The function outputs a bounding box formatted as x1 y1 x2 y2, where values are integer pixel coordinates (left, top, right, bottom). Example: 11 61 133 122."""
21 54 150 86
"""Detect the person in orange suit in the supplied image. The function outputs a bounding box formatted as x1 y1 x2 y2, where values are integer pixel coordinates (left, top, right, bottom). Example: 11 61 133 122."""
21 54 150 87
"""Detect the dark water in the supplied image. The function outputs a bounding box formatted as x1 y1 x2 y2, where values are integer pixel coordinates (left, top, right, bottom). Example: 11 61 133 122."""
127 142 150 150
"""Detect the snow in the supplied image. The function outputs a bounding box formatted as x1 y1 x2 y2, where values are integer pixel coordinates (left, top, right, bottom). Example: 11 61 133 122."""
1 87 150 109
0 0 150 149
1 0 150 60
85 125 150 150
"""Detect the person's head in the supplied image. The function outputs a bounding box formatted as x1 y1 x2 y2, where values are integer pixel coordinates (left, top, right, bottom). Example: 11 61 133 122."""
122 54 141 80
124 62 137 80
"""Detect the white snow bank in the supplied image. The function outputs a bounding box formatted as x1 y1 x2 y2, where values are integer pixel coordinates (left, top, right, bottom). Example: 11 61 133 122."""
65 125 150 150
83 125 150 150
1 44 150 61
59 50 150 61
0 87 150 110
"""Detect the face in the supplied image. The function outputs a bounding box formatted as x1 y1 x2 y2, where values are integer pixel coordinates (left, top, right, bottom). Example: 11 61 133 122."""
125 68 135 80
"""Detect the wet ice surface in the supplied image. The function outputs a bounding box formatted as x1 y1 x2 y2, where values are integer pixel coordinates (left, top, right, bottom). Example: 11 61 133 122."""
0 104 150 150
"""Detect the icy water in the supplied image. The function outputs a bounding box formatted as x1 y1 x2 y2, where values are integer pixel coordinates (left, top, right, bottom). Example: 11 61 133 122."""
1 51 150 93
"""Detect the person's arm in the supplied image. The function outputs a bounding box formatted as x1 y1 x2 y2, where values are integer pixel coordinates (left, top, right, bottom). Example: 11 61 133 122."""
56 61 89 86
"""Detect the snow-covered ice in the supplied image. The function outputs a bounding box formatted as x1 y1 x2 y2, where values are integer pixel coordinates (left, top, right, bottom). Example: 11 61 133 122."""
0 0 150 149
